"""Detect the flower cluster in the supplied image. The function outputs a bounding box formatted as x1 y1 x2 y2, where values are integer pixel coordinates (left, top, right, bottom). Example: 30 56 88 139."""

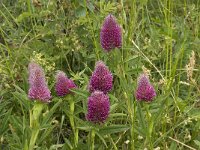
55 71 77 96
135 74 156 102
100 14 122 52
86 91 110 123
86 61 112 124
26 14 157 126
28 62 51 102
28 63 77 102
89 61 113 94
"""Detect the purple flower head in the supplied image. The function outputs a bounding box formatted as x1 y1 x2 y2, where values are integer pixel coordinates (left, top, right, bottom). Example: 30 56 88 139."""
55 71 77 96
100 14 122 52
135 74 156 102
28 62 45 87
28 62 51 103
89 61 113 94
86 91 110 124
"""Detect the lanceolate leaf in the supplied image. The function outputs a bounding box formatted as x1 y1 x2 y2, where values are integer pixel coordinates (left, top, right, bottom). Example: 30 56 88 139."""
99 125 130 135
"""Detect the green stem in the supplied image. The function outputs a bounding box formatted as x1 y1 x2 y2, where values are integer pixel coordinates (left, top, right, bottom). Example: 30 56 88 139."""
130 114 134 150
90 128 95 150
75 129 79 146
144 104 153 150
29 129 40 150
29 102 44 150
124 92 135 149
68 96 78 147
131 101 136 150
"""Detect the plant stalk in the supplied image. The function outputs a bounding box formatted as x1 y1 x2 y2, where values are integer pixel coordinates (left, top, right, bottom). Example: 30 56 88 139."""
144 104 153 150
90 128 95 150
68 96 78 147
29 102 44 150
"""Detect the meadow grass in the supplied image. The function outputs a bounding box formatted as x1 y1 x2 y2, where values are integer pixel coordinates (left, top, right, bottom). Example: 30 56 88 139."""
0 0 200 149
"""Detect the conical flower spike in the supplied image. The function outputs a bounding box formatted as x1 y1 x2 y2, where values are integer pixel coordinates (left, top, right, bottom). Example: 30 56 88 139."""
100 14 122 52
89 61 113 94
55 71 77 96
28 62 51 102
135 74 156 102
86 91 110 124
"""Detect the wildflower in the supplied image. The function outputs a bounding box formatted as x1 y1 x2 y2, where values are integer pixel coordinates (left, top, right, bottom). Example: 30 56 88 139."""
28 62 44 86
100 14 122 52
55 71 77 96
86 91 110 124
89 61 113 93
135 74 156 102
28 62 51 102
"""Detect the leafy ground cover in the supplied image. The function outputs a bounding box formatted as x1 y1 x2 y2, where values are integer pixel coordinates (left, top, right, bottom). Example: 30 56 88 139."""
0 0 200 149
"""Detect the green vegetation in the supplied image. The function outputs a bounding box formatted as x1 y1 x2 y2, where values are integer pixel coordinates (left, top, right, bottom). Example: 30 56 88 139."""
0 0 200 149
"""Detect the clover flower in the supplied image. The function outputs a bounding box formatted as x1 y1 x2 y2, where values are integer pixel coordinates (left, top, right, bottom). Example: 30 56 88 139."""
89 61 113 93
135 74 156 102
28 62 51 102
100 14 122 52
86 91 110 124
55 71 77 96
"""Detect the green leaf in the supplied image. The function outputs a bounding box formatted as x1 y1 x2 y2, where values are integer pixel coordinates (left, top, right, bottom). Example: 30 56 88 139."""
12 91 31 111
63 138 73 150
70 89 89 98
110 103 119 112
49 144 64 150
41 99 62 126
109 113 127 118
194 140 200 148
169 141 177 150
75 6 86 17
137 102 147 134
76 126 91 131
10 115 23 134
99 125 130 135
0 109 12 135
16 12 32 23
37 126 55 145
95 132 108 148
87 2 95 12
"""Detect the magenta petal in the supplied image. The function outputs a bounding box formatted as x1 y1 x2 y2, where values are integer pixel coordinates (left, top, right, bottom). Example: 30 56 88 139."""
86 91 110 124
89 61 113 94
55 71 77 96
28 86 51 103
135 74 156 102
28 62 51 102
100 14 122 52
